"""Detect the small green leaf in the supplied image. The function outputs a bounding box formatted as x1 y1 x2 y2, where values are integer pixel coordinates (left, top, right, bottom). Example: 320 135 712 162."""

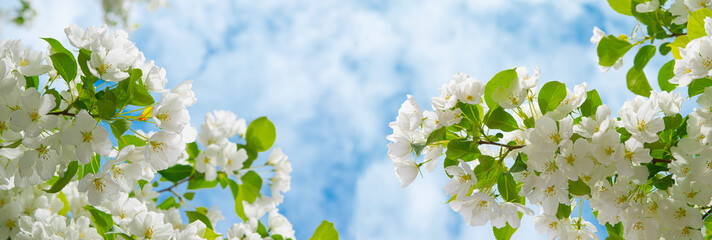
186 142 200 158
77 49 94 80
130 84 154 106
579 90 602 117
605 222 625 240
537 81 567 115
241 171 262 203
41 38 74 60
659 42 671 56
670 36 690 60
555 203 572 219
157 196 177 210
597 35 633 67
654 174 675 190
607 0 632 16
658 60 677 92
120 135 146 148
484 68 518 109
688 78 712 97
497 173 518 202
309 220 339 240
508 154 528 173
484 107 519 132
246 117 277 152
110 119 131 140
445 140 480 162
633 45 656 70
493 222 518 240
626 67 653 97
688 8 712 40
97 98 117 120
85 206 115 237
184 192 195 201
187 173 219 190
57 192 70 216
186 211 214 230
568 179 591 196
50 52 78 82
158 164 193 182
46 161 78 193
25 76 39 89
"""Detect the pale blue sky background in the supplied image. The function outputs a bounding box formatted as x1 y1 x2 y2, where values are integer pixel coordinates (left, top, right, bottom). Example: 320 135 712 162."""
4 0 678 239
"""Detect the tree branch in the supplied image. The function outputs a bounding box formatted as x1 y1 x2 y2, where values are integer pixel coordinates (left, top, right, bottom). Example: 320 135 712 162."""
157 176 193 193
703 209 712 220
651 158 672 164
47 109 76 117
475 141 674 164
477 140 524 150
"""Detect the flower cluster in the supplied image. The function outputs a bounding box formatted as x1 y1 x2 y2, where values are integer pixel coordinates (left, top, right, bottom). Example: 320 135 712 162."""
0 25 337 240
387 62 711 239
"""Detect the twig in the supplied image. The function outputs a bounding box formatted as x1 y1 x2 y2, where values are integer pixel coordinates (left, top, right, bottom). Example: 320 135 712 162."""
157 176 193 193
703 209 712 220
651 158 672 164
477 140 524 150
47 109 76 117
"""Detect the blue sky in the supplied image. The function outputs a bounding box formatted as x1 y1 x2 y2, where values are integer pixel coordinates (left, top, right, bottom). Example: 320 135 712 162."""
3 0 679 239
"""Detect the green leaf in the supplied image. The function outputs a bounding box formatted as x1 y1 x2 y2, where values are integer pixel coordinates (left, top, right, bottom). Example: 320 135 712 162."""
157 196 177 210
50 52 78 82
597 35 633 67
508 154 528 173
658 60 677 92
246 117 277 152
425 127 449 146
41 38 75 60
688 8 712 40
579 90 602 117
670 36 689 60
158 164 193 182
77 49 95 80
568 179 591 196
187 142 200 158
44 89 62 112
688 78 712 97
129 84 154 106
184 192 195 201
605 222 625 240
85 206 115 237
445 140 480 162
654 174 675 190
57 192 70 216
25 76 39 89
228 180 249 221
241 171 262 203
187 173 219 190
659 42 671 56
484 107 519 132
607 0 632 16
309 220 339 240
46 161 78 193
484 68 518 109
626 67 653 97
633 45 656 70
537 81 567 115
458 102 483 124
97 98 116 120
497 173 518 202
493 222 518 240
186 211 214 230
110 119 131 140
120 135 146 148
555 203 572 219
